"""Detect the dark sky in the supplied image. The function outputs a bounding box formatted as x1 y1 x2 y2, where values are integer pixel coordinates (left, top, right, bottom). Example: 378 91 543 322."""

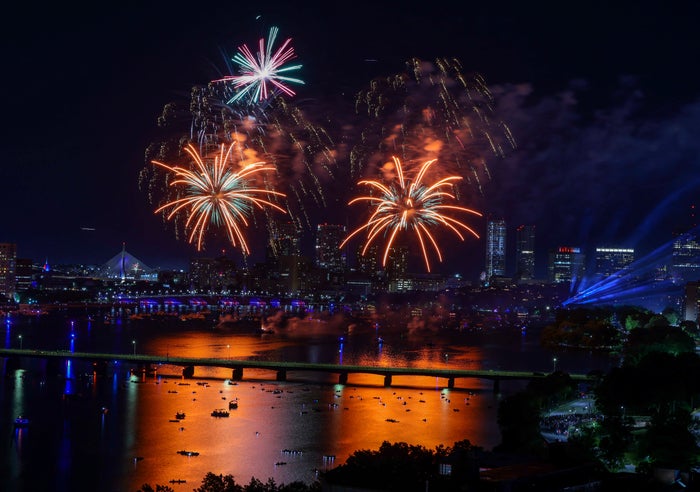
3 1 699 278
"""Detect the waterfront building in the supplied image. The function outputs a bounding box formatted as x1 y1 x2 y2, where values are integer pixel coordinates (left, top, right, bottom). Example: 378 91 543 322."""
672 229 700 283
385 246 408 282
548 247 586 284
356 243 380 278
188 255 237 292
315 224 346 273
594 247 635 279
0 243 17 300
269 221 301 257
15 257 35 292
515 225 536 281
485 219 507 281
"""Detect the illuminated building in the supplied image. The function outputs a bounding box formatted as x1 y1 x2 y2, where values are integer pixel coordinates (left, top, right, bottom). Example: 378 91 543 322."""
385 246 408 281
485 219 506 280
15 258 35 292
269 221 300 257
595 247 635 279
188 256 237 292
672 230 700 282
315 224 346 273
0 243 17 300
515 225 536 281
548 247 585 284
356 243 380 278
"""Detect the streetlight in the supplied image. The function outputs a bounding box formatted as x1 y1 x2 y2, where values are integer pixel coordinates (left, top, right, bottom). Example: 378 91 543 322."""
552 357 557 373
132 340 136 356
18 335 22 350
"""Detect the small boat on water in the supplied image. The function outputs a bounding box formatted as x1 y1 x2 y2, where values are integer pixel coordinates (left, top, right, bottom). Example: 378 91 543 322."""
228 400 238 410
175 412 186 419
211 409 230 417
14 416 30 428
177 450 199 456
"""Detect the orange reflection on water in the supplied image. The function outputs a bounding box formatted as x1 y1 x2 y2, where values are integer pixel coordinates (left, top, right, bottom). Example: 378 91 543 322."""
121 369 502 488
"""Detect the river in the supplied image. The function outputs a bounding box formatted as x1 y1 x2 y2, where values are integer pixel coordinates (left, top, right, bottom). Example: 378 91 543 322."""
0 308 618 491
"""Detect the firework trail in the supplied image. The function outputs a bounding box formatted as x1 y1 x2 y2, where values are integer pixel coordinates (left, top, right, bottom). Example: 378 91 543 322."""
351 57 515 197
151 142 286 254
140 82 338 248
341 156 482 272
212 26 305 105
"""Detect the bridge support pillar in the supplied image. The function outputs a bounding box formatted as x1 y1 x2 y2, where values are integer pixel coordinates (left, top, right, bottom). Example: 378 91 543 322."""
339 372 348 385
276 370 287 382
384 374 392 387
493 378 500 394
232 367 243 381
182 366 195 379
448 377 455 389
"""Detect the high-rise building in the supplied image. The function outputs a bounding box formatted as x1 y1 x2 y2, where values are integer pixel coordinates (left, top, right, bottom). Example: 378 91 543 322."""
315 224 346 273
189 256 237 292
485 219 506 279
356 243 380 278
385 246 408 280
548 246 586 284
269 221 301 257
595 247 635 279
515 225 536 280
672 230 700 283
15 258 35 292
0 243 17 300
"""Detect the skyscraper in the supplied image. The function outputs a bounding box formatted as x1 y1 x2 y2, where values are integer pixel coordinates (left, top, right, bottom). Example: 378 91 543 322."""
315 224 346 273
0 243 17 300
269 221 301 257
485 219 506 279
515 225 536 281
548 246 586 284
672 231 700 283
595 247 635 279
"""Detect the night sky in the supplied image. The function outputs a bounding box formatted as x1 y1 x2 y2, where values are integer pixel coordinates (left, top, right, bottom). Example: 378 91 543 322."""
4 1 699 278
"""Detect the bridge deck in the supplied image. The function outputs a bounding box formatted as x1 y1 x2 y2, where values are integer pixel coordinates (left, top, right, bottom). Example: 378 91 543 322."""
0 348 596 387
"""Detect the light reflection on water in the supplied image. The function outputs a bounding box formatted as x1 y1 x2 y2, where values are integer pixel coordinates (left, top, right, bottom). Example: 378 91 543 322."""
121 369 502 489
1 314 616 490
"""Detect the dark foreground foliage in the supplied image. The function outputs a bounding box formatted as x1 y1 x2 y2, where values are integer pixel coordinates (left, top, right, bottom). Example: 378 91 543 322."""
137 473 321 492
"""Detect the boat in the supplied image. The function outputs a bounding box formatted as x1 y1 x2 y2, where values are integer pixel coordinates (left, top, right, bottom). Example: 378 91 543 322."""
228 400 238 410
175 412 185 419
177 450 199 456
211 409 230 417
14 416 30 428
169 479 187 484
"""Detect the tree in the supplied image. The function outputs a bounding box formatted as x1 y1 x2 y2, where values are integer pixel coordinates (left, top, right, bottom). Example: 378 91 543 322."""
495 391 545 454
193 473 243 492
637 405 700 470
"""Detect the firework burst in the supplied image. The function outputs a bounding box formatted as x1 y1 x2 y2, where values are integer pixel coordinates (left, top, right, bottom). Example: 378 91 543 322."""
213 26 305 105
341 156 482 272
151 142 286 254
350 57 515 197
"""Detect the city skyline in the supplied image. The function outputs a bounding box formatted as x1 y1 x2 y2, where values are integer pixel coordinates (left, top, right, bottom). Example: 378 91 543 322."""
4 1 700 278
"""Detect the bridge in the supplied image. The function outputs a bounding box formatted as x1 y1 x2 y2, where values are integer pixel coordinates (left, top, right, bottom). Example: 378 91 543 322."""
0 348 598 391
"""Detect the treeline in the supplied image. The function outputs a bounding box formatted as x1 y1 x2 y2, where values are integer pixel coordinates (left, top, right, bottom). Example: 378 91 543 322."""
499 312 700 477
540 305 699 350
137 473 321 492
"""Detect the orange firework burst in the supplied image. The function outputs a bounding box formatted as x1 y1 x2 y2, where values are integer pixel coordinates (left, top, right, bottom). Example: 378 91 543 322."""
152 142 286 253
341 156 482 272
